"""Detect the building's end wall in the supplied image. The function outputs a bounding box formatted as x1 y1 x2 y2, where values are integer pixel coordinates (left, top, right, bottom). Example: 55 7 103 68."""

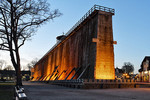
95 11 115 79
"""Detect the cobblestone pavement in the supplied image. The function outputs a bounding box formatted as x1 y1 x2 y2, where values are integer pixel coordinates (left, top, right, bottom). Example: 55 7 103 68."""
23 81 150 100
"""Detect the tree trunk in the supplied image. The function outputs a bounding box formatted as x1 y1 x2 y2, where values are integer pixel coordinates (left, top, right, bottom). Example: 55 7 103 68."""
15 65 22 86
9 2 22 86
15 48 22 86
9 48 22 86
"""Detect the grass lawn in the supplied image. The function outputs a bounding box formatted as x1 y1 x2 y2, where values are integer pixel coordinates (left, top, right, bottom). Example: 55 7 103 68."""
0 82 15 100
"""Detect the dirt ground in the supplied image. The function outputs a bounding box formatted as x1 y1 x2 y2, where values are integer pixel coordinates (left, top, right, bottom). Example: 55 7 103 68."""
23 81 150 100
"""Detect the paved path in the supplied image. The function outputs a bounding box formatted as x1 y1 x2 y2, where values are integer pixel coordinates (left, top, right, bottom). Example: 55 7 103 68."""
23 81 150 100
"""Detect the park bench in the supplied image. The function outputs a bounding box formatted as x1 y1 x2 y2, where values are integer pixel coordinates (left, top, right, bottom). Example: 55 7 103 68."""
14 86 27 100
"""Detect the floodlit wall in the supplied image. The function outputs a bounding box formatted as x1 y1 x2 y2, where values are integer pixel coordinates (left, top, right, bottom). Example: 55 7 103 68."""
32 8 115 81
95 11 115 79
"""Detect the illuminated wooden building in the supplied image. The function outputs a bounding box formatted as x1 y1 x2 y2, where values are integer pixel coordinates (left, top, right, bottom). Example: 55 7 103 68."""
138 56 150 82
32 5 116 81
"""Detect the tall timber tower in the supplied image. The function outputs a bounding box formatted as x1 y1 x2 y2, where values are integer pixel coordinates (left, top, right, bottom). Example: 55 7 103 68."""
32 5 116 81
93 6 115 79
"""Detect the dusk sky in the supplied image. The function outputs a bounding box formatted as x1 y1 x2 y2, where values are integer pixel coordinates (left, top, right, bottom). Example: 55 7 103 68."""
0 0 150 73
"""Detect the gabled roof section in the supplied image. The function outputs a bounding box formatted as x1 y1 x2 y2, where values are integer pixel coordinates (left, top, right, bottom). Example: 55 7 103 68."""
139 56 150 72
141 56 150 64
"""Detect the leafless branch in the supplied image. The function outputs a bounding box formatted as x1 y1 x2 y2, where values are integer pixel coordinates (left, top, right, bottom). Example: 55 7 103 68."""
0 0 61 85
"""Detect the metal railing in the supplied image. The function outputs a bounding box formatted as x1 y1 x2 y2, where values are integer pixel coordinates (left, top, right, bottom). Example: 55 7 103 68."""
65 5 114 36
49 79 136 84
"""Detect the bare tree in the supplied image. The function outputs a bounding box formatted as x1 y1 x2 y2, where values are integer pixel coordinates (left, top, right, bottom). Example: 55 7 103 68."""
0 0 61 86
0 60 7 70
27 58 38 70
3 65 13 70
122 62 134 75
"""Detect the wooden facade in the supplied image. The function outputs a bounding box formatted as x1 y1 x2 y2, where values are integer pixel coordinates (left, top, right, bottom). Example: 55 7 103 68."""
138 56 150 82
32 5 115 81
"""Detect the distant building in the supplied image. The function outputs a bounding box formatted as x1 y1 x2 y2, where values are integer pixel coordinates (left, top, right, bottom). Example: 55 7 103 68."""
0 70 15 81
0 70 31 81
21 70 31 81
115 67 124 78
138 56 150 82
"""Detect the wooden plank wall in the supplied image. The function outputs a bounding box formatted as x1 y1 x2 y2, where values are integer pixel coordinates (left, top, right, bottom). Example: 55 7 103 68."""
33 11 98 81
32 10 115 81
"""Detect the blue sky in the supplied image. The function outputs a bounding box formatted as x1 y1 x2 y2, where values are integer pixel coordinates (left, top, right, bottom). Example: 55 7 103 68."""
0 0 150 73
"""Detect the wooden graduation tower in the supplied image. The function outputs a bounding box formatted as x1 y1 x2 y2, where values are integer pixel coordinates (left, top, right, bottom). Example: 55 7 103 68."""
32 5 115 81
